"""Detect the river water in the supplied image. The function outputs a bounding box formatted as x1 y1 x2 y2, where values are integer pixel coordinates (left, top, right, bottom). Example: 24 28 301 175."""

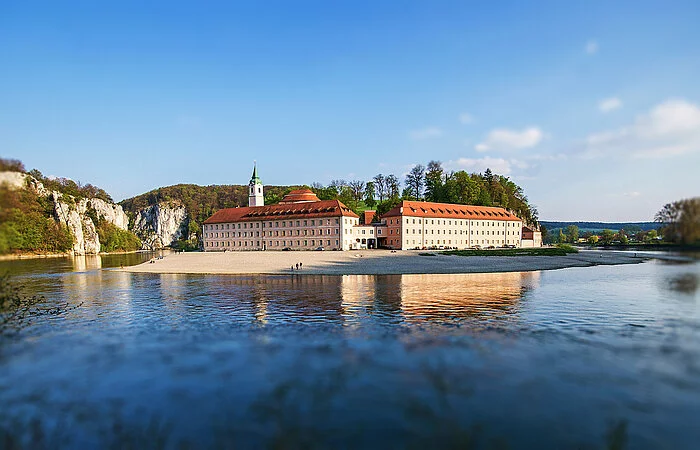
1 254 698 448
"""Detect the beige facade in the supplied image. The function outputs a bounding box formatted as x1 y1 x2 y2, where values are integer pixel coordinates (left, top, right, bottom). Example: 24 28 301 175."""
379 201 525 250
383 216 522 250
203 216 350 251
521 227 542 248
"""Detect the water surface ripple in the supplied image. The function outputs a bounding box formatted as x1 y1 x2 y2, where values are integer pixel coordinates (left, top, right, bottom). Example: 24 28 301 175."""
1 255 699 448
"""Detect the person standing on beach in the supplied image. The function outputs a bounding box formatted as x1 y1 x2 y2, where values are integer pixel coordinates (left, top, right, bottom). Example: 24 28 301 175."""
299 262 303 270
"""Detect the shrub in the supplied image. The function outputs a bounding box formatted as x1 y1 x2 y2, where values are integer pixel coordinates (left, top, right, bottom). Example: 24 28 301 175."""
555 243 579 253
0 186 73 254
96 222 142 252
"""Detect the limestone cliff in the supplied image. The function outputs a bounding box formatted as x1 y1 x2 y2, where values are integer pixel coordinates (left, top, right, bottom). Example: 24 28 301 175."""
51 193 130 254
1 170 130 255
131 203 190 249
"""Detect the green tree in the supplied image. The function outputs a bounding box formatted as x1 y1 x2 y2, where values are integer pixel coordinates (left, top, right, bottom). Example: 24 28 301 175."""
566 225 579 243
0 158 26 173
424 160 444 202
645 229 658 242
600 229 615 246
372 174 387 203
404 165 425 200
385 174 400 199
364 181 376 207
588 235 599 245
558 229 565 244
655 197 700 244
348 180 365 207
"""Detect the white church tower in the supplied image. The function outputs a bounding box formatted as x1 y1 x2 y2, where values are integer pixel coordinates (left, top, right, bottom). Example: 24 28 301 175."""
248 162 264 207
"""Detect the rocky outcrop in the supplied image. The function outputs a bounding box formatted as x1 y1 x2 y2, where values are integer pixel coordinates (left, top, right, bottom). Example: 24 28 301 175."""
132 203 189 249
51 194 130 254
0 171 48 196
0 171 28 190
1 170 130 255
52 195 93 255
88 198 129 231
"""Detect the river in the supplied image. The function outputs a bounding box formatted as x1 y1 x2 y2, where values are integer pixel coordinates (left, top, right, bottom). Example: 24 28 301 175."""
1 253 698 448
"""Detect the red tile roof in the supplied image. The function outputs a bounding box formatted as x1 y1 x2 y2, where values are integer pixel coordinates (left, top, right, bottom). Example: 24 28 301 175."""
204 199 358 224
381 200 521 221
279 189 320 203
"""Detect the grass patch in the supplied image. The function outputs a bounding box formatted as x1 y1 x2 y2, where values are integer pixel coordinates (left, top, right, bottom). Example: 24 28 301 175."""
555 243 579 253
444 247 578 257
418 252 437 256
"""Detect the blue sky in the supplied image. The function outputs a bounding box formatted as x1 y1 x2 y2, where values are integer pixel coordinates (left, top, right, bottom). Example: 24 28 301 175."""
2 0 699 221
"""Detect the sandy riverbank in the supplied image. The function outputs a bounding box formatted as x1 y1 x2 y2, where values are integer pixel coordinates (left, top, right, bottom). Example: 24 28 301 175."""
120 249 692 276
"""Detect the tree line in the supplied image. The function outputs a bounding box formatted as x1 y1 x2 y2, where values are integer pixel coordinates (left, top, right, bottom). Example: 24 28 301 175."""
655 197 700 245
309 161 539 226
543 197 698 246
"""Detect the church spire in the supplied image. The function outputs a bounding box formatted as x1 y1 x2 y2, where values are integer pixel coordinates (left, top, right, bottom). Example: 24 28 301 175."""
251 162 261 184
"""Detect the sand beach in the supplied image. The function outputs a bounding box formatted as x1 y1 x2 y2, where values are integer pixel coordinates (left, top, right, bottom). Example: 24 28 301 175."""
120 249 690 276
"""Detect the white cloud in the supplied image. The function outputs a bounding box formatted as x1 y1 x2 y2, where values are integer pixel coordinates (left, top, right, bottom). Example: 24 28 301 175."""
585 40 598 55
623 191 641 198
584 99 700 159
459 113 474 124
409 127 443 140
599 97 622 113
449 157 514 174
446 157 533 176
475 127 543 152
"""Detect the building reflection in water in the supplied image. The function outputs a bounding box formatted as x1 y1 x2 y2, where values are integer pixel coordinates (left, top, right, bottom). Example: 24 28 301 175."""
341 272 541 325
111 272 541 327
157 273 188 315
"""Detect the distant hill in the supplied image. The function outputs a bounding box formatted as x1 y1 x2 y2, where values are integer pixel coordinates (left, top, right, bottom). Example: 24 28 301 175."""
118 183 301 249
540 221 659 233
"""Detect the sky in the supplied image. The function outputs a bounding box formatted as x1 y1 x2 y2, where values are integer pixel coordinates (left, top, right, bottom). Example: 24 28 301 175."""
1 0 699 221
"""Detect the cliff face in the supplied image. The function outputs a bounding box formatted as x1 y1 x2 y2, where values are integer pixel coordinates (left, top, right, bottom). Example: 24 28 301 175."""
131 203 189 249
0 170 130 255
52 193 130 255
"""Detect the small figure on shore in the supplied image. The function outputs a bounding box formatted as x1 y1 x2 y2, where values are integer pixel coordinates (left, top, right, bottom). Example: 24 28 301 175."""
291 265 294 271
295 263 299 270
299 262 303 270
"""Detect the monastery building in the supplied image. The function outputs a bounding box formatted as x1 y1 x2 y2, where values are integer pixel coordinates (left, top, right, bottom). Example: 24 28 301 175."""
202 166 539 251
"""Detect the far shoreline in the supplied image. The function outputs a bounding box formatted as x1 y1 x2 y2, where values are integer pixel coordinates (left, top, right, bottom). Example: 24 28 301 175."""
0 249 155 262
118 249 695 276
